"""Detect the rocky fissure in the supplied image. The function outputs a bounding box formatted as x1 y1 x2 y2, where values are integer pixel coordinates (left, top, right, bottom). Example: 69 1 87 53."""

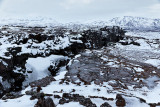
0 25 125 99
0 24 159 107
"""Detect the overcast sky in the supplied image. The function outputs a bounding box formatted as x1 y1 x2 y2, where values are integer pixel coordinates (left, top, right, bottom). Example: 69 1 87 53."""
0 0 160 22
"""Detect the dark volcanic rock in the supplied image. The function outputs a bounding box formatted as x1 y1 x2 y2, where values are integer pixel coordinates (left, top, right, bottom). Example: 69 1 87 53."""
29 34 48 43
81 26 125 49
0 83 4 98
0 58 26 97
0 47 29 97
44 97 56 107
2 92 23 100
5 47 28 69
12 54 28 68
0 58 12 72
66 42 85 56
11 73 25 91
54 95 61 99
79 98 97 107
26 91 45 100
0 25 127 99
100 102 112 107
2 70 25 92
130 41 140 46
116 94 126 107
59 93 97 107
29 76 56 87
59 98 69 104
34 97 56 107
120 40 140 46
149 103 160 107
48 59 69 76
66 48 160 89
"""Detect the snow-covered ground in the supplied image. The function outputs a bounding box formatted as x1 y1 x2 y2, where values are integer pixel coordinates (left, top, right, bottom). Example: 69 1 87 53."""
0 95 37 107
1 68 158 107
0 19 160 106
126 31 160 39
24 55 67 85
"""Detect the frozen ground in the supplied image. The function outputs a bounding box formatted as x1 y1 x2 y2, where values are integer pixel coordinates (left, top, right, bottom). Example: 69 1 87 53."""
0 24 160 107
126 31 160 39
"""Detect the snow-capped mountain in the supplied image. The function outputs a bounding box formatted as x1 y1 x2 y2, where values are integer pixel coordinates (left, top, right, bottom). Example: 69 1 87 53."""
1 16 160 31
107 16 160 31
87 16 160 31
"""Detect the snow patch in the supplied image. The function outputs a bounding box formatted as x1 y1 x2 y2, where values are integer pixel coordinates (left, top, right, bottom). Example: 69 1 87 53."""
145 59 160 68
24 55 66 84
57 102 84 107
0 95 37 107
0 76 2 83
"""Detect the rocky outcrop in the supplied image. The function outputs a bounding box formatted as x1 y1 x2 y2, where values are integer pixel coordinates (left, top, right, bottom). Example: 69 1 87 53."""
0 83 4 98
1 24 158 106
119 36 141 46
0 58 25 97
100 102 112 107
65 48 160 88
34 97 56 107
116 94 126 107
81 26 125 49
59 93 97 107
0 46 29 98
29 34 48 43
1 92 23 100
0 25 126 99
48 59 69 76
29 76 56 87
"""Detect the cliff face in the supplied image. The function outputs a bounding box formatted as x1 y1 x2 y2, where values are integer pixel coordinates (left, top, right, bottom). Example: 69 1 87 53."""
81 26 125 49
0 25 125 98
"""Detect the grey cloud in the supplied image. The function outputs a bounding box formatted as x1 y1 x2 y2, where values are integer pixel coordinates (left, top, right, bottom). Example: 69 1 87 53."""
0 0 159 22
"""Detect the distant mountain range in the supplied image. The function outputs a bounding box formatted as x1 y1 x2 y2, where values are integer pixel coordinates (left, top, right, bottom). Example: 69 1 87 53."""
0 16 160 31
107 16 160 31
65 16 160 31
90 16 160 31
